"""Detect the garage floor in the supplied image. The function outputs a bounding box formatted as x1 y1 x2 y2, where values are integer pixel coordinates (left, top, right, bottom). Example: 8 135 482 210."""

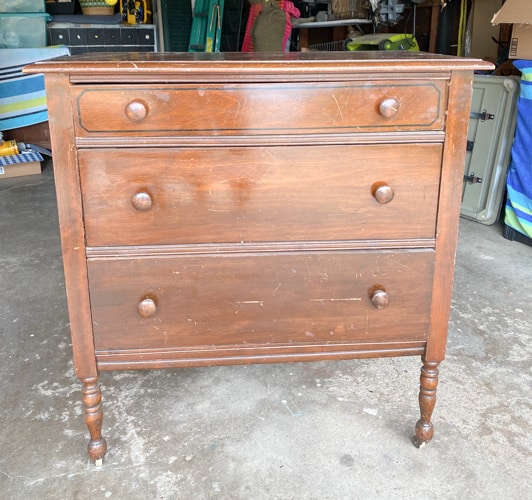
1 160 531 499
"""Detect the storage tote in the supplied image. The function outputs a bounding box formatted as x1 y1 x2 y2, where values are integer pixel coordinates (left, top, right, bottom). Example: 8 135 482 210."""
0 13 50 48
0 0 46 13
461 75 519 225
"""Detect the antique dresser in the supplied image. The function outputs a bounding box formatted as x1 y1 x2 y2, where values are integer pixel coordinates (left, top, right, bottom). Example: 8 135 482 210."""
26 52 492 463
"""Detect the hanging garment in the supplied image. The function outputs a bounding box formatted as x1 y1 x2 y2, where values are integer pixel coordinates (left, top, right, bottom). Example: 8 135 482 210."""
242 0 300 52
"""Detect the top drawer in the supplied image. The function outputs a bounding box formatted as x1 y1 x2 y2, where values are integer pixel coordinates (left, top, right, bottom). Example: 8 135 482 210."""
72 80 447 138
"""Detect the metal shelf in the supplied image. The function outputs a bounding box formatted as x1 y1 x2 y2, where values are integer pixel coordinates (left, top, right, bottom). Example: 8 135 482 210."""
293 18 372 29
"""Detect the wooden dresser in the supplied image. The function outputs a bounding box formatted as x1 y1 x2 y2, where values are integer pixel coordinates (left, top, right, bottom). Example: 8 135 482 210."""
26 52 492 463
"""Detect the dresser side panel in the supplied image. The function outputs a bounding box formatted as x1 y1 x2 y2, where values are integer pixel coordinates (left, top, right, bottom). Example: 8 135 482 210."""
42 73 97 379
426 69 476 361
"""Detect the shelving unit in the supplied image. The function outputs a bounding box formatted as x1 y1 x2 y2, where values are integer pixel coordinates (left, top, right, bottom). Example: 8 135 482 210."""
48 22 157 54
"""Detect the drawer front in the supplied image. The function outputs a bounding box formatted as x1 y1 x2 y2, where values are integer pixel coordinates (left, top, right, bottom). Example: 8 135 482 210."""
73 80 446 137
88 250 435 351
79 144 442 246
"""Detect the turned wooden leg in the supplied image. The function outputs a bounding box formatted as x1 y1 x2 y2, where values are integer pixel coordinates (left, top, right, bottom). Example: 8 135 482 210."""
413 358 440 448
81 376 107 464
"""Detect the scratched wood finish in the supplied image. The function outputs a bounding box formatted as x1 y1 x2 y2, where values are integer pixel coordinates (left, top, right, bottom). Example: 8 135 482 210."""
87 250 435 350
25 52 493 461
79 144 442 246
72 80 446 137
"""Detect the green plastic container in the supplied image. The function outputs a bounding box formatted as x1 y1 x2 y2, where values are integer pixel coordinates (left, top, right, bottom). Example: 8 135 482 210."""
0 13 50 48
0 0 46 13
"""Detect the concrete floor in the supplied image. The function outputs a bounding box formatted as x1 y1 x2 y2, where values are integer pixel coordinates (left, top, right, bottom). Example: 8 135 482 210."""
0 160 530 499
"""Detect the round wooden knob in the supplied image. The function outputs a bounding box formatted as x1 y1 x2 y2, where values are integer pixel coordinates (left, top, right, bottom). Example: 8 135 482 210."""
371 289 389 309
125 100 149 122
372 184 394 204
131 191 153 211
378 98 400 118
137 297 157 318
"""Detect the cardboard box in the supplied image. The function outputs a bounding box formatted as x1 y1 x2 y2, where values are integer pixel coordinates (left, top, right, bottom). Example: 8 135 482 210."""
0 151 42 179
492 0 532 59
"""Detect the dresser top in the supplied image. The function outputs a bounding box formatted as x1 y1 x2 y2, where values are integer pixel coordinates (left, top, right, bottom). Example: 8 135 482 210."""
25 52 493 81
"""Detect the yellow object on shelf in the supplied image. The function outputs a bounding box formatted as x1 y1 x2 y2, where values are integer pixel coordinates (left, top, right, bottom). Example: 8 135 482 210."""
123 0 152 24
0 140 20 156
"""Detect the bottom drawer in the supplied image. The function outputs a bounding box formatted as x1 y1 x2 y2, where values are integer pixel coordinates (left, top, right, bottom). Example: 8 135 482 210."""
88 250 435 351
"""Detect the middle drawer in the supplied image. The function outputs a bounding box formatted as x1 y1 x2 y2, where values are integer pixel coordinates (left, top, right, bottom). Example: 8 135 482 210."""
79 143 442 247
